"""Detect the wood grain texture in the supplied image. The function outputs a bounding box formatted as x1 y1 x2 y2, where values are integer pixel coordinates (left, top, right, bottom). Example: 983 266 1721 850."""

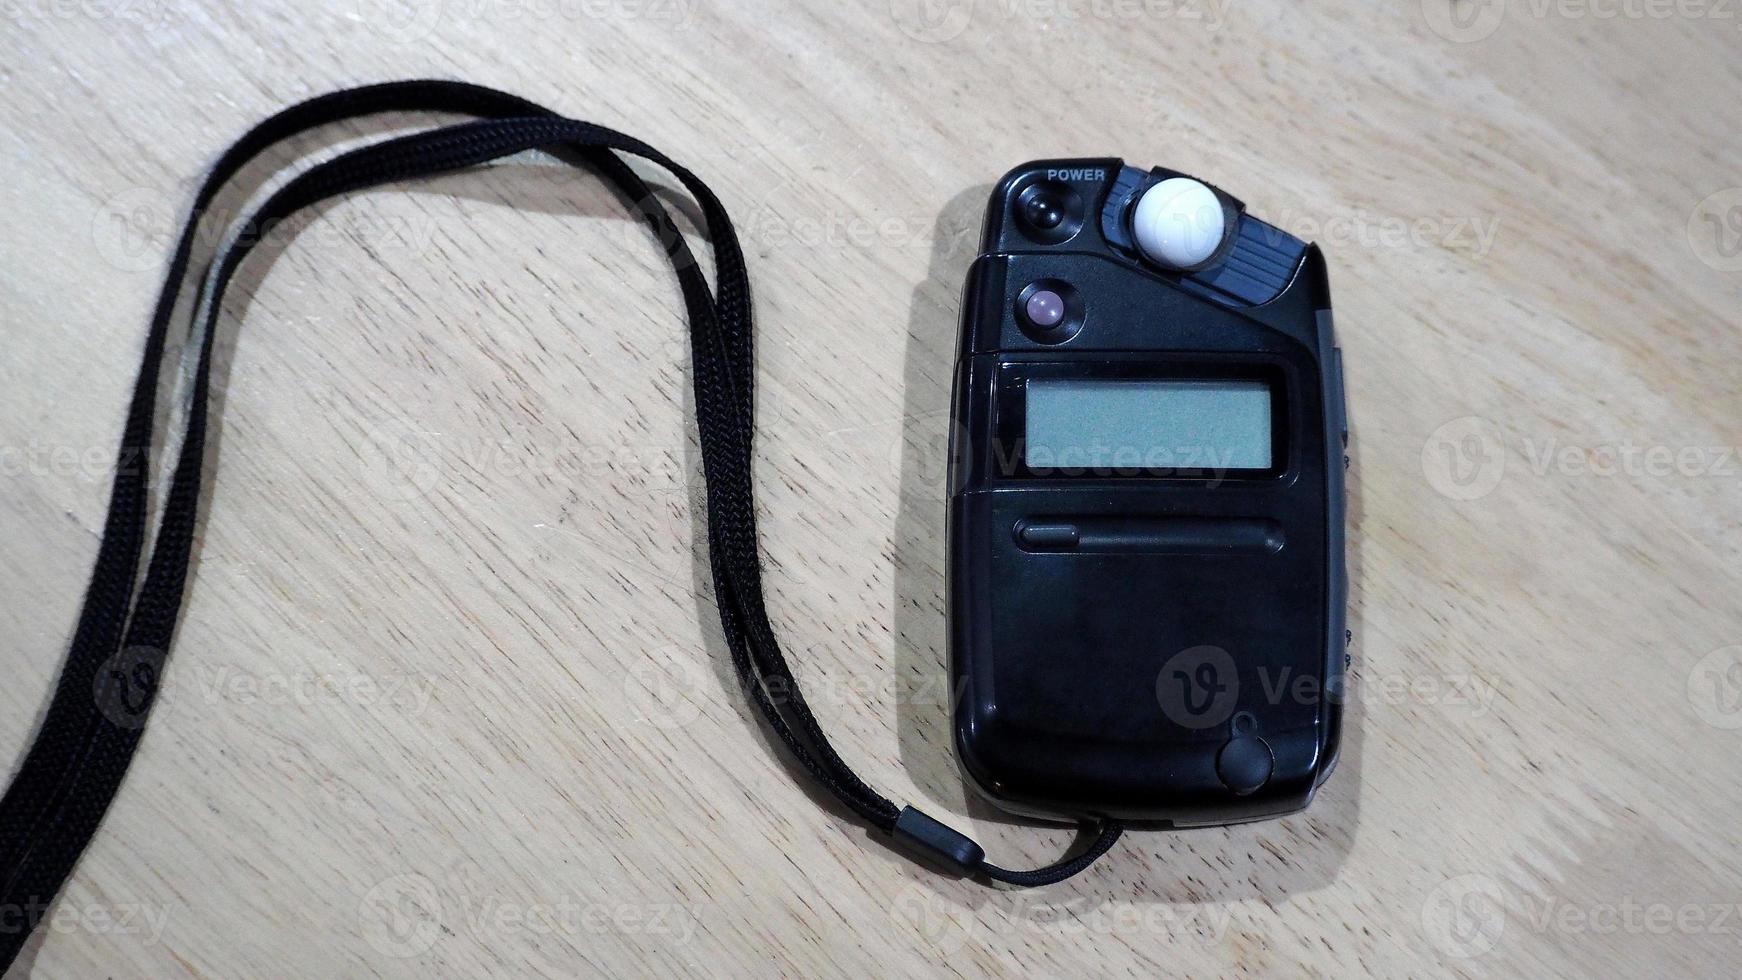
2 1 1739 976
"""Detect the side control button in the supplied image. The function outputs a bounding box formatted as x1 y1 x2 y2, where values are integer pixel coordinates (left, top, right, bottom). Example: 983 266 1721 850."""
1216 736 1274 796
1332 347 1348 449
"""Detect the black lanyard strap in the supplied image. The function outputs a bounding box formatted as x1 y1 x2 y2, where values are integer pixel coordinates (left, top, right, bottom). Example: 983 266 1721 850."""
0 81 1122 969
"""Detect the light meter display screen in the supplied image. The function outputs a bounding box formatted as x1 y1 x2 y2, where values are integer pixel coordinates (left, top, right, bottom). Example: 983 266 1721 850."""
1023 378 1273 472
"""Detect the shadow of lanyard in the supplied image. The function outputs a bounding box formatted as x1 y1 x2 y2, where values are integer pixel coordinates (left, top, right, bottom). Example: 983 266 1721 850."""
0 80 1122 970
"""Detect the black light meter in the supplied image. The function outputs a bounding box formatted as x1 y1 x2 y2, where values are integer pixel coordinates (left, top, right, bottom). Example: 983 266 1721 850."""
947 160 1348 825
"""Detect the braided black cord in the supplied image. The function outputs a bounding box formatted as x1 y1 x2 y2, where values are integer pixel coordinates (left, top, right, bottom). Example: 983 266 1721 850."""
0 82 1125 969
982 819 1126 886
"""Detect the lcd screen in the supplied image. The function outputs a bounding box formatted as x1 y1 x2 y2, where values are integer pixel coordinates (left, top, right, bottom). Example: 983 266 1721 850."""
1023 378 1273 473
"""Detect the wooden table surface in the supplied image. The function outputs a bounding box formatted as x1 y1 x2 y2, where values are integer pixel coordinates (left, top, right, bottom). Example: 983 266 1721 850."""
3 2 1739 977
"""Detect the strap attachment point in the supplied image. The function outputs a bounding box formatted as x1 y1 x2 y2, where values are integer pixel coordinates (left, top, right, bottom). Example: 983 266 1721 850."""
892 806 985 874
